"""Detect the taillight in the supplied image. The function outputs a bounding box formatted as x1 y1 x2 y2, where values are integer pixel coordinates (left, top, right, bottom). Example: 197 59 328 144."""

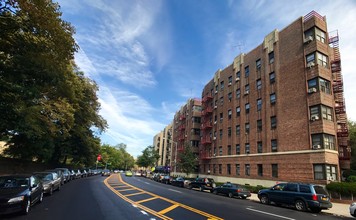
237 189 241 193
312 194 318 201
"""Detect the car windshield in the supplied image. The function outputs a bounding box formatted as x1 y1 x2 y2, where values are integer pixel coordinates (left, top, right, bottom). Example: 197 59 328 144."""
0 176 29 188
313 185 328 195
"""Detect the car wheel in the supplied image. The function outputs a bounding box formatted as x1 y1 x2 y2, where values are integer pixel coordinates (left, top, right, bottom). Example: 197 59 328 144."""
310 207 321 213
199 186 203 192
228 192 233 198
260 195 269 205
189 185 193 190
295 200 306 211
22 199 30 215
213 190 218 195
49 186 53 195
58 184 61 191
39 191 44 203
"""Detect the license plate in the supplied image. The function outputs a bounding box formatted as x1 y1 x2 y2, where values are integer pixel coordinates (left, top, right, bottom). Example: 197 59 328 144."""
207 184 210 186
322 197 327 201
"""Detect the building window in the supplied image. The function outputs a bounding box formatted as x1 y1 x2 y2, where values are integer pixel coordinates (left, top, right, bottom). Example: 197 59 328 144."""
271 116 277 129
214 147 217 156
308 78 318 91
270 93 276 104
227 164 231 175
228 76 232 84
236 71 241 79
245 66 250 77
228 127 231 137
227 145 231 155
228 92 232 101
245 123 250 134
272 164 278 178
228 109 232 119
245 164 250 176
236 125 240 135
220 96 223 106
310 105 319 120
245 143 250 154
215 85 218 93
269 72 275 84
219 146 223 156
236 164 240 176
213 164 216 174
269 51 274 64
321 105 333 121
271 139 277 152
220 81 224 90
245 84 250 95
219 129 223 139
306 53 315 66
236 144 240 155
317 52 328 67
257 99 262 111
257 164 263 176
236 89 241 99
257 119 262 132
257 141 262 153
256 59 261 70
220 113 223 122
319 78 331 94
312 133 335 150
236 107 241 116
315 27 326 43
219 164 222 174
314 164 337 180
256 79 262 90
245 103 250 114
310 105 333 121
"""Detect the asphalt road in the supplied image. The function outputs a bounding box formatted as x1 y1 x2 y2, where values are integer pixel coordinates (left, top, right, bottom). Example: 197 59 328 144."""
1 174 351 220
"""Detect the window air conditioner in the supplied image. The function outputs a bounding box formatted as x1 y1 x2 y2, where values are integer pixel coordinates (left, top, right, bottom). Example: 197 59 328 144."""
213 137 216 140
327 176 334 181
312 145 321 150
213 153 216 157
228 82 232 86
308 88 317 94
235 77 240 81
214 121 217 124
214 105 217 109
304 36 313 44
244 91 249 95
310 115 319 121
215 91 218 94
307 62 315 68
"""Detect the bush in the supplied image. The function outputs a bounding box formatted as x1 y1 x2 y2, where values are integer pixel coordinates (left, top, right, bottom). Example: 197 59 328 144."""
347 175 356 183
326 182 356 195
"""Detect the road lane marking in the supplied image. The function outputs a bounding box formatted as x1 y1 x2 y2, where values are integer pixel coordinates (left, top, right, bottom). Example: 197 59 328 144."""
158 204 180 215
104 174 223 220
117 188 137 192
126 192 146 197
168 189 182 194
136 197 158 204
246 208 296 220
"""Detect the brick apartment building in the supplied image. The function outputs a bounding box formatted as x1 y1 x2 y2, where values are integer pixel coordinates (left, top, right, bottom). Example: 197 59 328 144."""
199 11 350 185
172 98 202 173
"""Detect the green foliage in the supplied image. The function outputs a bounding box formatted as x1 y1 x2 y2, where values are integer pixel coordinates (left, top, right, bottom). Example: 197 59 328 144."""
178 145 197 176
347 175 356 183
326 182 356 195
136 146 160 168
0 0 107 166
98 144 134 170
349 120 356 170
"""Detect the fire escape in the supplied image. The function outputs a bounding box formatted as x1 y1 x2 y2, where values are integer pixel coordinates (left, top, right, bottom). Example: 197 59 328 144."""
200 94 213 160
329 31 351 167
177 113 186 152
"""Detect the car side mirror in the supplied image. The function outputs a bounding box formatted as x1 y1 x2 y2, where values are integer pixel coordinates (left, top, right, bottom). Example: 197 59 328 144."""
32 184 38 188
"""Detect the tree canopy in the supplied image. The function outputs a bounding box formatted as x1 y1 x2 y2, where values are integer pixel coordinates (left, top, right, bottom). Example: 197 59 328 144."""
99 144 135 170
0 0 107 167
178 145 198 176
136 145 160 168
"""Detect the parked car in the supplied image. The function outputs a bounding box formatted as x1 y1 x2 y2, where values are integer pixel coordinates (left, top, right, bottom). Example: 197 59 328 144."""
34 172 61 195
69 170 76 180
54 168 71 183
161 174 172 184
46 169 64 185
212 182 251 199
125 171 133 177
102 169 111 176
189 177 216 192
0 174 43 215
171 177 186 187
258 182 332 213
350 202 356 217
81 169 88 178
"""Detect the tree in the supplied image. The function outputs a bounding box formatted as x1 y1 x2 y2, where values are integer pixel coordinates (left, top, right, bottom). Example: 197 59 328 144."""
349 120 356 170
0 0 107 165
98 144 134 170
136 146 160 168
178 145 198 176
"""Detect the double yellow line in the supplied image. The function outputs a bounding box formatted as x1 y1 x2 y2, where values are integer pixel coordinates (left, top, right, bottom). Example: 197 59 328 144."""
104 174 223 220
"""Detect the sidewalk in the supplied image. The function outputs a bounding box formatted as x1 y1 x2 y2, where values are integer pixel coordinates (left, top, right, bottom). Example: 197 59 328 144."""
250 193 351 218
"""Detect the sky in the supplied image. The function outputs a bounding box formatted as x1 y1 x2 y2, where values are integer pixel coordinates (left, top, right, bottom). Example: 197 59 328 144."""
56 0 356 158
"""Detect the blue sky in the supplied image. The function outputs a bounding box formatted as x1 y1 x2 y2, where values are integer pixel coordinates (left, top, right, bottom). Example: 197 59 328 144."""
57 0 356 157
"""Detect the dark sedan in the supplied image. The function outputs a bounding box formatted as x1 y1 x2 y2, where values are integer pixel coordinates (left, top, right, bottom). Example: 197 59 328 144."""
0 174 43 215
171 177 186 187
212 182 251 199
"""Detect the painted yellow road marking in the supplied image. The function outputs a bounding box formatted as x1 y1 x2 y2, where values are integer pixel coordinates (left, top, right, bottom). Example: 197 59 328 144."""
104 174 223 220
136 196 158 204
125 191 145 197
158 204 179 215
117 188 137 192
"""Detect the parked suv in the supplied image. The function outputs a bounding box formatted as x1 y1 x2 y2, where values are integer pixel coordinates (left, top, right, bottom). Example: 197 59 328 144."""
258 182 332 213
189 178 216 192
